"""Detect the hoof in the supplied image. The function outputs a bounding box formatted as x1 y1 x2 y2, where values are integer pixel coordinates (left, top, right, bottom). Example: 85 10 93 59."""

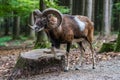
92 67 95 69
75 68 80 70
75 65 81 70
64 69 69 72
64 67 69 72
75 67 81 70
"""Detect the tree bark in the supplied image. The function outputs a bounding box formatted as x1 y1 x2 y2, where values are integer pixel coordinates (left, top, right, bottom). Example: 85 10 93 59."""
12 11 20 39
103 0 112 36
70 0 73 15
109 0 113 29
39 0 46 11
92 0 95 22
87 0 93 20
8 49 65 79
4 17 9 36
30 12 36 39
82 0 86 15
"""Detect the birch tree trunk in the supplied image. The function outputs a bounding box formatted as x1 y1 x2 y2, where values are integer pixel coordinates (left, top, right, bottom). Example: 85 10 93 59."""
87 0 93 20
70 0 73 15
30 12 36 39
104 0 109 35
104 0 112 36
92 0 95 22
109 0 113 31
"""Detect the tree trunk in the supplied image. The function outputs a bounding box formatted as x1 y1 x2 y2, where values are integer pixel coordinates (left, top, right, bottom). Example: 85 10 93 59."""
4 17 9 36
30 12 36 39
92 0 95 22
94 0 100 31
16 16 20 37
109 0 113 29
8 49 65 79
39 0 46 11
87 0 93 20
12 12 20 39
103 0 111 36
82 0 86 15
34 31 49 48
70 0 73 15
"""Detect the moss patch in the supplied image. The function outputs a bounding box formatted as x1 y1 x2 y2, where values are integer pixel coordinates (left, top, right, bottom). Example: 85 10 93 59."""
114 31 120 52
34 41 51 49
99 43 115 53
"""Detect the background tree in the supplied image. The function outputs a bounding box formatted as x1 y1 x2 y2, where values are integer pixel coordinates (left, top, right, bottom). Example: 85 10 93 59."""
87 0 93 20
70 0 73 15
29 11 36 39
34 0 49 48
103 0 113 36
4 17 10 36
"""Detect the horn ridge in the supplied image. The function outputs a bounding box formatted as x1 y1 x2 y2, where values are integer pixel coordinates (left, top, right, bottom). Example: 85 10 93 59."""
42 8 63 27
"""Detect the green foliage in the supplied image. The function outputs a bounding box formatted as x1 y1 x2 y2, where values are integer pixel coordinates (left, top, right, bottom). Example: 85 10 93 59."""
10 0 39 16
44 0 69 13
19 36 29 41
0 0 69 17
0 36 12 43
0 35 30 46
0 0 39 17
34 41 51 49
115 3 120 11
71 43 78 49
0 0 12 16
0 36 12 46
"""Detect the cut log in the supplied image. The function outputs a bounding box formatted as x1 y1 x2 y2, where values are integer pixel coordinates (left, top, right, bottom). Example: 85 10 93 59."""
7 49 66 80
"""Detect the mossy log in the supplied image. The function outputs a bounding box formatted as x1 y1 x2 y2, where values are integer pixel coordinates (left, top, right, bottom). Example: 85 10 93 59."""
99 42 115 53
8 49 66 80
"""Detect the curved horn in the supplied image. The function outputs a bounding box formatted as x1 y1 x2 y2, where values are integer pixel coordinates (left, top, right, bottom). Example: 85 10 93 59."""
33 9 42 17
42 8 63 27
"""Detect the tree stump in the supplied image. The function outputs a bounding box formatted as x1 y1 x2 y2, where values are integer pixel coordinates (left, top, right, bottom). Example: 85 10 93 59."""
7 49 66 80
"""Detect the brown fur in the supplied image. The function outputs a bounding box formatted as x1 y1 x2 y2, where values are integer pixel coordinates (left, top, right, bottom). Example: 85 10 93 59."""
46 15 94 43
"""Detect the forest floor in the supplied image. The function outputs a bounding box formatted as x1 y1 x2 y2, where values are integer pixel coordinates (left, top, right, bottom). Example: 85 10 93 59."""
0 35 120 80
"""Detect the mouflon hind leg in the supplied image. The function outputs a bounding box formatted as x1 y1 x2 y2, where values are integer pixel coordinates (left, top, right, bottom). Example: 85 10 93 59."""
64 43 71 72
75 42 85 70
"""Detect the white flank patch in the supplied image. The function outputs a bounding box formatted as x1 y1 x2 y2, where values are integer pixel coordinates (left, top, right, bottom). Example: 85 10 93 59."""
74 16 85 31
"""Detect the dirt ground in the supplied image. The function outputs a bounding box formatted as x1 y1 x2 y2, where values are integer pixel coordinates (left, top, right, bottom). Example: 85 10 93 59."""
0 49 120 80
0 35 120 80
